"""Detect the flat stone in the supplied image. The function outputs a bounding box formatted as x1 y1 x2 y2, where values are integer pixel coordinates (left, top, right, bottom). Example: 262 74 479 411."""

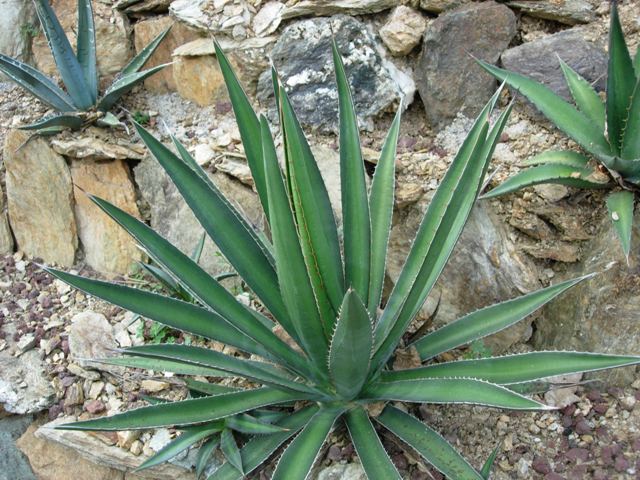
16 334 36 354
415 1 516 128
0 414 36 480
116 0 172 15
4 129 77 266
253 1 285 37
71 160 143 275
51 128 146 161
419 0 466 12
0 350 56 414
506 0 596 25
140 380 169 393
281 0 397 18
379 6 428 56
68 312 120 373
172 40 227 106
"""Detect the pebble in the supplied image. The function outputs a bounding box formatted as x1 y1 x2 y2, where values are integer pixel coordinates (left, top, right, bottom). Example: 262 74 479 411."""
141 379 170 393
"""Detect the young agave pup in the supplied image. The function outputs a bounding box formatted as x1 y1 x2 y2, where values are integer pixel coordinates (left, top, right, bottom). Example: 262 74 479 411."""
44 43 640 479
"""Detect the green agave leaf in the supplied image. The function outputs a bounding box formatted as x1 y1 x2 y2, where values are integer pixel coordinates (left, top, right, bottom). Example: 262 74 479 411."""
559 58 605 129
521 150 591 168
635 44 640 75
328 290 373 400
139 261 179 293
76 0 97 103
88 195 308 378
261 116 328 373
225 413 288 435
383 351 640 384
368 107 401 313
621 81 640 159
191 232 206 262
19 114 83 131
607 1 636 155
208 406 318 480
477 60 612 160
481 164 610 199
333 41 371 300
196 436 220 479
133 123 290 327
271 408 344 480
365 378 550 410
98 65 168 111
376 406 484 480
214 40 269 218
136 423 221 471
481 446 500 479
121 26 171 75
412 274 591 360
221 429 244 475
57 388 304 431
43 267 265 358
345 407 401 480
98 356 229 377
0 54 76 111
606 190 635 260
122 344 317 395
33 0 93 109
184 378 241 396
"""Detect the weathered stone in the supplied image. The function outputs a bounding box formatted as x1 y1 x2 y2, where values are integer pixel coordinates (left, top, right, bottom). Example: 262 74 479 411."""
257 15 414 132
0 211 13 255
172 39 227 106
4 129 77 266
116 0 172 15
415 1 516 128
501 29 607 103
419 0 466 12
32 0 132 80
0 415 36 480
134 154 263 276
71 160 142 275
522 241 580 263
317 463 367 480
506 0 596 25
169 0 253 37
282 0 397 18
0 0 36 62
68 312 120 373
0 350 56 414
215 158 253 186
533 212 640 385
64 382 84 408
51 128 146 161
140 380 169 393
253 1 285 37
379 6 428 56
133 15 201 93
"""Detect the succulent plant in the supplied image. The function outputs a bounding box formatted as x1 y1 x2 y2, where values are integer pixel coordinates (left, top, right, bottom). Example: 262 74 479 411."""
43 42 640 479
479 2 640 259
0 0 169 133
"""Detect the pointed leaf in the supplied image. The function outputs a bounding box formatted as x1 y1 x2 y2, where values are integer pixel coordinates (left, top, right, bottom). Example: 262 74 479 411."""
412 275 591 360
96 356 229 377
345 407 401 480
377 406 484 480
0 54 76 111
606 190 635 260
221 429 243 475
481 446 500 479
621 81 640 159
184 379 240 396
19 114 83 131
521 150 591 168
33 0 93 109
76 0 97 102
191 232 206 262
482 164 610 199
196 436 220 479
98 65 168 111
121 26 171 75
225 413 288 434
272 408 343 480
56 388 304 430
328 290 373 400
559 58 605 129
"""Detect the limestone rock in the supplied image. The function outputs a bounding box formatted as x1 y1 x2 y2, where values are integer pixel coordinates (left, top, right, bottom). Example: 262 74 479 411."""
172 39 227 106
32 0 132 80
4 129 77 266
169 0 253 37
71 160 143 275
506 0 596 25
253 1 285 37
0 349 55 414
51 128 146 161
257 15 414 132
415 1 516 128
533 212 640 385
0 0 36 62
281 0 397 18
501 29 607 103
379 6 428 56
68 311 119 373
133 15 201 93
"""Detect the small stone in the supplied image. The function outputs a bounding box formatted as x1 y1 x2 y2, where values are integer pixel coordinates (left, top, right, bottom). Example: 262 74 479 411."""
148 428 172 452
574 419 592 435
619 395 636 411
130 439 143 456
532 456 551 474
16 334 36 354
194 144 216 166
379 6 427 56
84 400 106 414
114 328 132 348
118 430 142 449
88 381 105 400
66 363 101 381
252 1 285 36
64 383 84 408
141 380 170 393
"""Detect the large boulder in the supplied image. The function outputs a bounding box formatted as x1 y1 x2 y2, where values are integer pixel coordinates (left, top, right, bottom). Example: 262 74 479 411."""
415 1 516 128
4 130 77 266
257 15 414 132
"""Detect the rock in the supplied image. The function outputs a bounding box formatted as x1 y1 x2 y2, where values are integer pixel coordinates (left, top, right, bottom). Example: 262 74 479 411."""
317 463 367 480
133 15 201 93
64 383 84 409
0 415 36 480
0 350 56 414
215 158 253 186
379 6 428 56
533 212 640 385
281 0 397 18
543 373 582 408
68 312 119 373
522 241 580 263
172 39 227 106
0 201 13 253
169 0 253 37
0 0 36 62
140 380 169 393
71 160 143 275
116 0 172 15
148 428 172 452
116 430 140 450
506 0 596 25
16 334 36 354
32 0 132 81
253 1 285 37
388 202 540 352
4 129 77 266
134 154 264 276
419 0 466 12
50 128 146 161
415 1 516 128
84 400 106 414
501 29 607 104
257 15 414 132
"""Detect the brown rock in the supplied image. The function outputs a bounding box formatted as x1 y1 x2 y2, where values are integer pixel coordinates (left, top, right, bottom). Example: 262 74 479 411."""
172 39 227 106
4 130 77 265
85 400 106 414
379 6 428 56
133 15 201 93
71 159 142 275
32 0 132 82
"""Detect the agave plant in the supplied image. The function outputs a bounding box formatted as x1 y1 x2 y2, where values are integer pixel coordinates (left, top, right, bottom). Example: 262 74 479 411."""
43 43 640 479
0 0 169 133
478 2 640 259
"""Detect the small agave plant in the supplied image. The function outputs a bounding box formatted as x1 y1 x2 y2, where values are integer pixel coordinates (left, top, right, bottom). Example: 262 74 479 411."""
44 43 640 479
479 2 640 259
0 0 169 133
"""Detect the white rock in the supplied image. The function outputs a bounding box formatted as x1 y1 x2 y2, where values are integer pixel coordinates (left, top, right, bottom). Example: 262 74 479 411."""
253 1 285 36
